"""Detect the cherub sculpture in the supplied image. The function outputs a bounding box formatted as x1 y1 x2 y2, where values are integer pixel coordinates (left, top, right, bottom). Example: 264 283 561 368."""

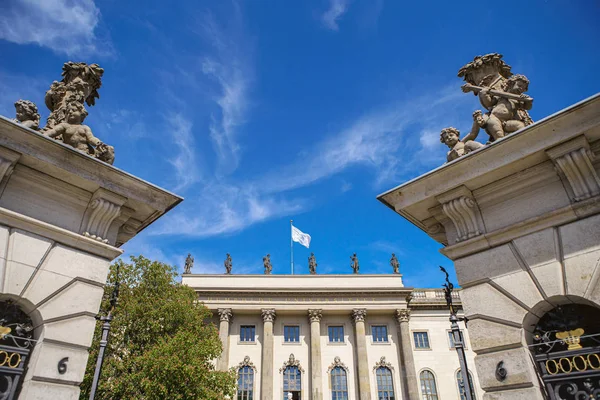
440 115 484 162
263 254 272 275
224 253 232 274
184 253 194 274
459 53 534 141
350 253 359 274
308 253 317 275
14 100 40 131
390 253 400 274
43 102 115 164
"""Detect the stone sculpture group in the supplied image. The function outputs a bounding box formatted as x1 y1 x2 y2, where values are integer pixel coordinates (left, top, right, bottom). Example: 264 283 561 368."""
441 53 534 163
13 62 115 164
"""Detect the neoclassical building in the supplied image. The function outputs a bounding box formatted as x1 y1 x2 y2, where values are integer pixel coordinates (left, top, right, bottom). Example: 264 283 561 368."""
182 273 484 400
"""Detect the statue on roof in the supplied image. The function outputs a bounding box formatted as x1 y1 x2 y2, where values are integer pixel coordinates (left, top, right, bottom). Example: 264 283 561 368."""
14 100 40 131
459 53 534 142
40 61 115 164
390 253 400 274
440 112 485 162
308 253 317 275
224 253 232 274
263 254 272 275
184 253 194 274
350 253 359 274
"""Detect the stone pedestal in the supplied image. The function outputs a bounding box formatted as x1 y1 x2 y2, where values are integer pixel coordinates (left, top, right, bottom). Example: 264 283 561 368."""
260 309 276 400
351 309 371 400
308 309 323 400
378 94 600 399
0 117 182 399
217 308 232 371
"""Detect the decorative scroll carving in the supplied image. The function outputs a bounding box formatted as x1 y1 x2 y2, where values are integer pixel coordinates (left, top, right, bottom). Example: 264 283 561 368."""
437 186 485 243
547 136 600 202
395 309 410 323
279 353 305 373
237 356 256 371
351 308 367 323
0 148 21 192
327 356 349 373
495 361 507 382
81 188 126 243
218 308 232 322
308 309 322 323
261 309 276 323
373 356 394 371
116 217 142 247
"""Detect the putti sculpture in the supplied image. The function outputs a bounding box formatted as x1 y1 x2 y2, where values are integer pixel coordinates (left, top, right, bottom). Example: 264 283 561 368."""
15 62 115 164
440 113 484 162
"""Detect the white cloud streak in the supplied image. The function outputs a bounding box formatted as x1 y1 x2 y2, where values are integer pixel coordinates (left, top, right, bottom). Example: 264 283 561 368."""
322 0 350 31
166 113 201 191
0 0 109 56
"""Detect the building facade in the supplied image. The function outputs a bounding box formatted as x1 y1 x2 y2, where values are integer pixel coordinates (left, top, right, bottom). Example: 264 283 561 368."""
182 274 484 400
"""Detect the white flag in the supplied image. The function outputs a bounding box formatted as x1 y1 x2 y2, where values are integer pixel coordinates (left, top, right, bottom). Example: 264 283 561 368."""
291 225 311 248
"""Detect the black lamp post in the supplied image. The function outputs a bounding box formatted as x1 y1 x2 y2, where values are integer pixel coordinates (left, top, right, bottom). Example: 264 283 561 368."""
89 264 121 400
440 266 475 400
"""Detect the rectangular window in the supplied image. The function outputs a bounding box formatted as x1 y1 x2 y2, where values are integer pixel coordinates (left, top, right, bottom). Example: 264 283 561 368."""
413 331 430 349
284 325 300 343
448 330 464 348
328 326 344 343
371 325 388 343
240 325 255 342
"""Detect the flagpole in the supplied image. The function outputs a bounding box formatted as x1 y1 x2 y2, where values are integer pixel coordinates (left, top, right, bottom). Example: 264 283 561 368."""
290 220 294 275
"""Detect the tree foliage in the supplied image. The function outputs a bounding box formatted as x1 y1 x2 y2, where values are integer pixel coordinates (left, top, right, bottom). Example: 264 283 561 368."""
80 255 236 399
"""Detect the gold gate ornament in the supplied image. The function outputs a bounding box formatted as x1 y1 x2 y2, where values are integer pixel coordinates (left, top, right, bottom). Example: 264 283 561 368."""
556 328 585 350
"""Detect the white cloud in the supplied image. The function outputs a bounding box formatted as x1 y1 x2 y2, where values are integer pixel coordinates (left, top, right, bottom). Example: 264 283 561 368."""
322 0 350 31
0 0 109 56
166 113 201 191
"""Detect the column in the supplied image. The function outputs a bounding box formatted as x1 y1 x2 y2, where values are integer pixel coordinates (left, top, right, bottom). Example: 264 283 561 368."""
352 308 371 400
217 308 232 371
395 309 420 400
261 309 276 400
308 309 323 400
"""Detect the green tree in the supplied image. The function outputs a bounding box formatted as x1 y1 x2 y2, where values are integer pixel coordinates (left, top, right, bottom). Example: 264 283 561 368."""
80 255 236 400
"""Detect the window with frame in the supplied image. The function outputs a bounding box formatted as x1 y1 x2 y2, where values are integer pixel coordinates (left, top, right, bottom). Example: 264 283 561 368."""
372 325 388 343
284 325 300 343
448 330 465 349
240 325 255 342
413 331 430 349
328 326 344 343
283 366 302 398
456 370 476 400
330 366 348 400
375 367 395 400
237 366 254 400
420 370 439 400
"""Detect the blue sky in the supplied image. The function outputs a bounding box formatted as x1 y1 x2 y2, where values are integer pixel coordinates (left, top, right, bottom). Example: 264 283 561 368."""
1 0 599 287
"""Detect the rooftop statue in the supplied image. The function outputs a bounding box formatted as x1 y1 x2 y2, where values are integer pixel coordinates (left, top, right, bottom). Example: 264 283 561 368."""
14 100 40 131
224 253 232 274
440 112 484 162
350 253 359 274
390 253 400 274
184 253 194 274
308 253 317 275
263 254 272 275
39 61 115 164
459 53 534 142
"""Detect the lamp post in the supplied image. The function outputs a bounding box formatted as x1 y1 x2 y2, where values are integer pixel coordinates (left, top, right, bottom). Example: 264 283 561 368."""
89 264 121 400
440 266 475 400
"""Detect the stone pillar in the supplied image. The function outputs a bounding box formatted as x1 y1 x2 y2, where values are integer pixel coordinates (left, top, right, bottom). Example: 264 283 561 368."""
308 309 323 400
261 309 276 400
395 309 420 400
217 308 232 371
352 308 371 400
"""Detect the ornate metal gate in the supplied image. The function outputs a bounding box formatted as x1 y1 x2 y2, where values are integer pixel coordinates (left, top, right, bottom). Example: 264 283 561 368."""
533 304 600 400
0 301 34 400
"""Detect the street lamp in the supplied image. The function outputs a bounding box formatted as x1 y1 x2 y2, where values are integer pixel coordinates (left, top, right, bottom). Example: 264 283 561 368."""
440 266 475 400
89 264 121 400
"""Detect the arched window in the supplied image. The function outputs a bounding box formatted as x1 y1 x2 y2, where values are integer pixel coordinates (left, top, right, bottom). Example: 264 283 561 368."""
456 370 476 400
237 366 254 400
420 370 438 400
375 367 395 400
283 366 301 399
330 366 348 400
